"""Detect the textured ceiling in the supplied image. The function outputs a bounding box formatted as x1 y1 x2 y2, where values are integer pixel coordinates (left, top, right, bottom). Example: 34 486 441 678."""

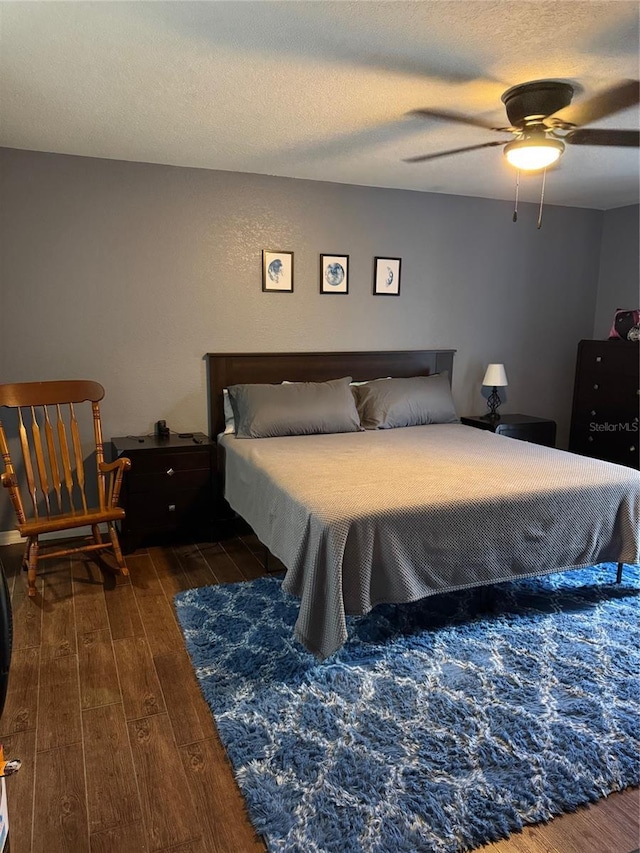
1 1 638 209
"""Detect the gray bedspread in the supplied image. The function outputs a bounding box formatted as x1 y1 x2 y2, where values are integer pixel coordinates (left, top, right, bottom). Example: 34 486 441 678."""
220 425 640 659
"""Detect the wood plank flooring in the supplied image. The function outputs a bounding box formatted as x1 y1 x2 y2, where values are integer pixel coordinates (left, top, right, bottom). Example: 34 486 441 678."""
1 536 638 853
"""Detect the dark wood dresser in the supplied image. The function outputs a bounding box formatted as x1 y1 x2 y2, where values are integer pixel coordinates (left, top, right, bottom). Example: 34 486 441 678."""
569 339 639 469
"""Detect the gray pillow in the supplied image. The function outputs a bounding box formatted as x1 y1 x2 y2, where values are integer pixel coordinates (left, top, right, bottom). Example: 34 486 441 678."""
353 373 459 429
228 376 362 438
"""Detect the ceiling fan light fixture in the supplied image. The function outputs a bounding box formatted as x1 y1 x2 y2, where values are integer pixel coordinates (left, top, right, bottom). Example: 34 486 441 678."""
504 137 565 170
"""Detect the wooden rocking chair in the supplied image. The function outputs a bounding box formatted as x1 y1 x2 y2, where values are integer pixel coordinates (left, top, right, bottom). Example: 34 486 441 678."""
0 380 131 596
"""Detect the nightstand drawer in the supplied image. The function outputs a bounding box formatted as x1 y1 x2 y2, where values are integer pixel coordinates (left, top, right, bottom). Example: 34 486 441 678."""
127 466 210 495
570 430 639 467
125 487 210 531
496 422 556 446
461 414 556 448
128 450 210 475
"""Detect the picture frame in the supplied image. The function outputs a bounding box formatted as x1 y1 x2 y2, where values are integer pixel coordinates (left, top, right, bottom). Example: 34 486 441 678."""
320 254 349 294
262 250 294 293
373 257 402 296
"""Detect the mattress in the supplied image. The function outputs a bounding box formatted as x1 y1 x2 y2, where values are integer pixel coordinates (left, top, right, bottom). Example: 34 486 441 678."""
220 424 640 658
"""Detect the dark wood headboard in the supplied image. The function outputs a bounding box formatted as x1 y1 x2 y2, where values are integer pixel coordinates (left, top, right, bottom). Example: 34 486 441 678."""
205 350 456 438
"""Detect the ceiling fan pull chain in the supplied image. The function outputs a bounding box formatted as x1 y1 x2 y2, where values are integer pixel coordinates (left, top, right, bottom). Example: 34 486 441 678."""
537 168 547 230
512 169 520 222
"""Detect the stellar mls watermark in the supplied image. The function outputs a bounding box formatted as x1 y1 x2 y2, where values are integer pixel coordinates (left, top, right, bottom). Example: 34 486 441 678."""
589 421 639 432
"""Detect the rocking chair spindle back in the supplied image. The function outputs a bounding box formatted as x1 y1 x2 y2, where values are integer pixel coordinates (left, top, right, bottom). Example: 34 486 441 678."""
0 380 131 595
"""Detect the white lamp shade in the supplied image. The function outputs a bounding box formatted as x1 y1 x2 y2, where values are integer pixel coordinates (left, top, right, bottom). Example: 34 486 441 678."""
482 363 508 387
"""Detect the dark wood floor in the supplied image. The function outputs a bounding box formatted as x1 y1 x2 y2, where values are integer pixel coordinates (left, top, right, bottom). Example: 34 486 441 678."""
0 536 638 853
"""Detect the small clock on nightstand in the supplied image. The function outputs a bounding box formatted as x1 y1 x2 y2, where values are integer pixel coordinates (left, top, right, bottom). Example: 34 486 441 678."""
461 414 556 448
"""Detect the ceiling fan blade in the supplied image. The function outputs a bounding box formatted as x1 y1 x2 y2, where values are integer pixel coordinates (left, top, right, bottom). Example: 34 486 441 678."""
565 128 640 147
404 141 504 163
409 109 511 132
550 79 639 127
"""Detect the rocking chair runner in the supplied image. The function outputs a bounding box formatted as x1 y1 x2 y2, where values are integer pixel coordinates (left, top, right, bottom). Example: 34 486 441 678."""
0 380 131 596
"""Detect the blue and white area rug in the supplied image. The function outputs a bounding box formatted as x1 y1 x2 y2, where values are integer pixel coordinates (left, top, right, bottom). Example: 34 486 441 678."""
175 564 639 853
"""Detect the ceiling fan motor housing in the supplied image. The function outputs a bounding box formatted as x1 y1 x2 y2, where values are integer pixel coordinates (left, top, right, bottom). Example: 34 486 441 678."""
501 81 574 126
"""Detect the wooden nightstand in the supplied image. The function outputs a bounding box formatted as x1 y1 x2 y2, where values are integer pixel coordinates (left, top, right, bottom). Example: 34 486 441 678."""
111 433 217 552
461 414 557 447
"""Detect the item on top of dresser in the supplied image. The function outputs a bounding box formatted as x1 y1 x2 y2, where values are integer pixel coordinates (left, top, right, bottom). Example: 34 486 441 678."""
155 419 170 439
608 308 640 340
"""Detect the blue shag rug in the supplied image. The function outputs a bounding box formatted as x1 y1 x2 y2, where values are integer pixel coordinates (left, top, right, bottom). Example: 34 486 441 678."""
174 564 640 853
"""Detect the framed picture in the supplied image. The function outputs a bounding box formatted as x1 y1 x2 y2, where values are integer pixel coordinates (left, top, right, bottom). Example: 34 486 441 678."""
262 250 294 292
373 257 402 296
320 254 349 294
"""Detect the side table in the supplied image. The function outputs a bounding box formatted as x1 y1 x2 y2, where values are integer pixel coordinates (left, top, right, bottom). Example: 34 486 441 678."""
461 414 556 447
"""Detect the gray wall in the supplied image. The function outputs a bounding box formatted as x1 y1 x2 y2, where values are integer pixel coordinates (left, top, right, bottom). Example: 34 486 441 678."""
593 204 639 338
1 148 604 514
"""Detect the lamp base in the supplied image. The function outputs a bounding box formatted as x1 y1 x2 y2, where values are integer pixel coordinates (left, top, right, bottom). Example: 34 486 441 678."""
486 386 502 421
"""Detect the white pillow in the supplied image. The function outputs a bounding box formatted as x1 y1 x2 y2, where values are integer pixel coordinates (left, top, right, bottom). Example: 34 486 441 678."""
283 378 391 386
350 377 391 386
223 389 235 434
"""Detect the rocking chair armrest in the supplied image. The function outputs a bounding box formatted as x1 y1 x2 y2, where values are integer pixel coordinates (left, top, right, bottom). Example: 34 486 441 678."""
99 457 131 508
99 458 132 474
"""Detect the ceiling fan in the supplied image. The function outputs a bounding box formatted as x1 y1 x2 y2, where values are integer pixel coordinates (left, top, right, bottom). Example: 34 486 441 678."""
405 79 640 170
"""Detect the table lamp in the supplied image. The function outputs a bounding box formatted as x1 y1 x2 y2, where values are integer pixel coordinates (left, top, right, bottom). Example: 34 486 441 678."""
482 364 508 421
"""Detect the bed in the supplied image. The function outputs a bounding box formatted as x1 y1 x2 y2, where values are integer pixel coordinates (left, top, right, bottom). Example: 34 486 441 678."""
206 350 640 659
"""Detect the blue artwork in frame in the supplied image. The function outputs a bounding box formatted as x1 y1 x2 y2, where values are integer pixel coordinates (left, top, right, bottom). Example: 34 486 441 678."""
262 250 294 292
374 257 402 296
320 254 349 294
